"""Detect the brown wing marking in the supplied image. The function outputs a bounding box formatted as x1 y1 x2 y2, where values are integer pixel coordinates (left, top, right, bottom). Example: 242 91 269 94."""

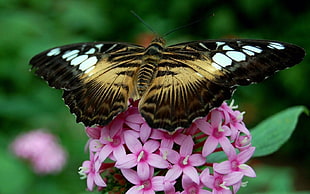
63 57 140 126
139 58 234 131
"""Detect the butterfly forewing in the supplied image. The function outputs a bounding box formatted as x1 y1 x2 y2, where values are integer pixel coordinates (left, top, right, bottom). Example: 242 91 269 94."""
30 37 305 132
170 39 305 86
30 42 145 126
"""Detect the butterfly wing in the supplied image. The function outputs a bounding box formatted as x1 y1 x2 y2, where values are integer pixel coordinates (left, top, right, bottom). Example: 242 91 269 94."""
30 42 144 126
139 39 305 131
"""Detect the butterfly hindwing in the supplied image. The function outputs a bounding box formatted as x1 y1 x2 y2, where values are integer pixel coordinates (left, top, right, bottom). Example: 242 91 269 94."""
139 56 234 130
30 42 144 126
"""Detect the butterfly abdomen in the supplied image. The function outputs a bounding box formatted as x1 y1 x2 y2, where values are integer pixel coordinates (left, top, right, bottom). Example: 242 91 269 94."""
137 37 166 96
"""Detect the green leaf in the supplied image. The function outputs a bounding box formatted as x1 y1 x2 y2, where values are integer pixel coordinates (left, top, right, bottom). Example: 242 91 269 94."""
251 106 308 157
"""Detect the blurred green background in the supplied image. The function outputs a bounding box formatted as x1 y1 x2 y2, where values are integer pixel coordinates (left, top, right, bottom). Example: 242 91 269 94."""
0 0 309 193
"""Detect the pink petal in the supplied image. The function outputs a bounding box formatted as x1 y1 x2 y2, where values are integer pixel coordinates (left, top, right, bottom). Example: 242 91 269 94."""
98 145 113 162
222 125 232 136
213 161 231 174
87 174 95 191
148 154 169 168
161 148 180 164
126 113 145 123
140 123 152 143
202 136 218 157
126 186 144 194
219 137 235 156
109 119 123 136
237 147 255 163
126 122 141 131
183 166 200 184
82 161 91 170
124 133 142 153
180 136 194 156
224 172 243 185
115 154 136 168
126 186 143 194
137 162 150 180
240 164 256 177
161 138 174 149
181 174 193 189
152 176 165 191
200 168 213 188
174 133 188 145
144 190 155 194
85 127 101 139
165 165 182 181
195 119 212 135
189 154 205 166
94 173 106 187
113 145 126 160
144 140 160 153
210 110 223 127
121 169 140 184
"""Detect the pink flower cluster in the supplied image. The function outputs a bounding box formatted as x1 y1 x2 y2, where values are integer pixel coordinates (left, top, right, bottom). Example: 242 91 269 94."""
79 101 256 193
11 129 67 174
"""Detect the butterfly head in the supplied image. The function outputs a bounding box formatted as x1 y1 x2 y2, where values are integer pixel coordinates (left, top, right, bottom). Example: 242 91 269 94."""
149 36 166 48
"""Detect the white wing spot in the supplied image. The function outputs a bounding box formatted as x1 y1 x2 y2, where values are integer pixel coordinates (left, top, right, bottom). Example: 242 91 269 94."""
222 45 234 50
216 42 225 48
85 48 96 54
268 42 285 50
242 49 255 56
79 56 98 71
47 48 61 56
95 44 104 51
211 62 222 70
65 53 78 61
212 53 232 67
84 66 95 74
242 45 262 53
62 50 79 59
226 51 246 62
199 43 209 50
70 55 88 66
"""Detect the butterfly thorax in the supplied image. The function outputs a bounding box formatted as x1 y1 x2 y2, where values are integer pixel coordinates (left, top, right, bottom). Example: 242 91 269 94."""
137 37 166 96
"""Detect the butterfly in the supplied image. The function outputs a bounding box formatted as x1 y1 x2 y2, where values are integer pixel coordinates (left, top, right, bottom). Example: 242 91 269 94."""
30 36 305 132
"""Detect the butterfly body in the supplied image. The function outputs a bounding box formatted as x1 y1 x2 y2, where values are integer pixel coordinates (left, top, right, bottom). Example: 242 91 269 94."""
30 37 305 131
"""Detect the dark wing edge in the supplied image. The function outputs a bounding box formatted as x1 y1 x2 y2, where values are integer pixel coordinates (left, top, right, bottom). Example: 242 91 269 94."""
170 39 305 86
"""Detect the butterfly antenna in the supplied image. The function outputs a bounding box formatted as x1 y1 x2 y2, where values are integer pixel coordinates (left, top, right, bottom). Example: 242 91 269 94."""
130 10 157 34
163 19 201 38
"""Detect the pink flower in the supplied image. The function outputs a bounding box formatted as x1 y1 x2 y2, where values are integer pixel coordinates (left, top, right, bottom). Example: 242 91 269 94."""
214 147 256 178
121 168 165 194
180 174 211 194
78 152 106 191
97 125 126 162
196 110 234 157
115 132 169 179
79 101 256 193
200 168 243 194
151 129 187 149
162 136 205 184
10 129 67 174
